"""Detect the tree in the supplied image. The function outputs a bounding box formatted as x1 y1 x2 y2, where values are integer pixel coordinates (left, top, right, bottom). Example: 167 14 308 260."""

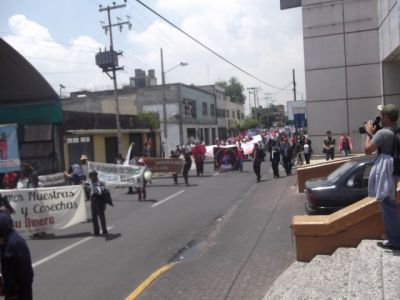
138 112 159 131
216 77 246 104
239 118 258 130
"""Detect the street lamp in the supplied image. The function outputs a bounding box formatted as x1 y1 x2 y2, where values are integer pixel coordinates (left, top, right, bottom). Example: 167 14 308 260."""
160 48 188 152
59 84 65 99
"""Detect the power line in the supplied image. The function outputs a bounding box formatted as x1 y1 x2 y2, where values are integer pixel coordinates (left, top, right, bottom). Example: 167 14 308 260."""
126 2 210 81
135 0 282 90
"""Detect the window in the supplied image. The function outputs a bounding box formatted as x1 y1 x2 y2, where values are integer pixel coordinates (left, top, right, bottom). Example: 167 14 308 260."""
217 109 225 118
210 104 215 116
183 99 196 118
202 102 208 116
23 125 52 142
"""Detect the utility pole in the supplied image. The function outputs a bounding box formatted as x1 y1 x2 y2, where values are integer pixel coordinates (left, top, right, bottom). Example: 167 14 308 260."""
161 48 167 141
96 1 132 155
59 84 65 99
248 89 252 118
292 68 297 101
247 87 261 125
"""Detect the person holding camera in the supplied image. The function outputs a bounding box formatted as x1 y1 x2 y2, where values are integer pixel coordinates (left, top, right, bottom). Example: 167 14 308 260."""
364 104 400 250
323 131 336 161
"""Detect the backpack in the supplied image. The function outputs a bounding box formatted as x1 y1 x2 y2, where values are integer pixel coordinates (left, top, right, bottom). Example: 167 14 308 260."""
390 127 400 176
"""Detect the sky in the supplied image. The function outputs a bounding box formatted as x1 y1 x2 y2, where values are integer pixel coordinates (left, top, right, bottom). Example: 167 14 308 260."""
0 0 305 114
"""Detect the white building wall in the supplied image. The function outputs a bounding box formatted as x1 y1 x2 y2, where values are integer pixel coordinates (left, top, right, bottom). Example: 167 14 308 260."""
301 0 400 153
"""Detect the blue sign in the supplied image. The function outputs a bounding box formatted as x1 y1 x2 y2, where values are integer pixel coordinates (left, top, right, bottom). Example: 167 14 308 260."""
294 113 306 129
280 0 301 10
0 124 21 173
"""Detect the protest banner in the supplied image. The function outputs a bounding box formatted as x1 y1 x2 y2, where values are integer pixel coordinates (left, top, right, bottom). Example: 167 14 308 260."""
0 123 21 173
87 161 145 187
143 158 184 174
1 185 87 235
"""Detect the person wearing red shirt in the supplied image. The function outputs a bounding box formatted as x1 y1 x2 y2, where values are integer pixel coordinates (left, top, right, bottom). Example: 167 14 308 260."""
236 143 245 172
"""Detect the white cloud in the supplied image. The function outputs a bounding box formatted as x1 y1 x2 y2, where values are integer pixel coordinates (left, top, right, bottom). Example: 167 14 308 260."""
9 15 51 40
130 0 305 109
4 15 111 94
3 2 305 110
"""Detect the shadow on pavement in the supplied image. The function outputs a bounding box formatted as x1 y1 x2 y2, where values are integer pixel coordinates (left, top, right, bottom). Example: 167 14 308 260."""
31 232 93 240
139 199 157 203
105 233 122 241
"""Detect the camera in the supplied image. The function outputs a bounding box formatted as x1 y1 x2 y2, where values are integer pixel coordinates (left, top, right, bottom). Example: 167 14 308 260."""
359 116 382 134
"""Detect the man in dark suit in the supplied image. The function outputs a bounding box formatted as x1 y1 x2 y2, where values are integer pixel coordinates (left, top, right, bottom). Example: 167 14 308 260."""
0 212 34 300
252 143 265 182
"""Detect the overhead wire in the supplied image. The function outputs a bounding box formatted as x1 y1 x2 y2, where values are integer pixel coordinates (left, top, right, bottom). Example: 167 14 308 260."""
135 0 283 90
127 1 210 83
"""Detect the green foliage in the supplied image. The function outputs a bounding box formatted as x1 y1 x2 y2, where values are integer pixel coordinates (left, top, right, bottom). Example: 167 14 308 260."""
239 118 258 130
216 77 246 104
276 121 285 128
260 111 275 128
138 112 159 131
215 81 227 89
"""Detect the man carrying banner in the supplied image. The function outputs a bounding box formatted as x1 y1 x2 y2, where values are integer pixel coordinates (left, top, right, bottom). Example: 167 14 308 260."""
136 158 149 201
88 170 108 236
64 154 89 185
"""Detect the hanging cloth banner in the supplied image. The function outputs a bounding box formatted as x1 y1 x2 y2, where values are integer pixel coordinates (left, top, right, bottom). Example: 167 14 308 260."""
87 161 145 187
0 123 21 173
1 185 87 235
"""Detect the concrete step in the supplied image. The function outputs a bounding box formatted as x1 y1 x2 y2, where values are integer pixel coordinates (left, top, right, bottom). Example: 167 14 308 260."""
265 239 400 299
348 239 383 299
381 243 400 299
266 254 331 299
301 247 356 298
263 261 307 300
282 248 356 299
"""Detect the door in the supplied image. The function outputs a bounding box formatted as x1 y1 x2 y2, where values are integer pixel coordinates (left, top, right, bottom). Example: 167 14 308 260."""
204 128 210 145
129 133 143 158
341 165 371 205
67 136 93 165
105 136 118 163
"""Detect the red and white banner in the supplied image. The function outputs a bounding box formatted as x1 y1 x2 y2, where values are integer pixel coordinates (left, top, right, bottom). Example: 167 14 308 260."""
205 134 263 157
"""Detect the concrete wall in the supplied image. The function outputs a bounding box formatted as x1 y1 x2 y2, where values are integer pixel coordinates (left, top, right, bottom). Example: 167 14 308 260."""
63 92 137 115
181 85 217 124
302 0 400 153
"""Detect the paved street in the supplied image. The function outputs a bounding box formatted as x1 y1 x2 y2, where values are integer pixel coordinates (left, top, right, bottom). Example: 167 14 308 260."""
137 162 304 300
26 160 305 299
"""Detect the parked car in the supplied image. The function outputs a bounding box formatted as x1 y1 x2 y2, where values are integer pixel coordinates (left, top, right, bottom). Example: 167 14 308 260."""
305 156 375 215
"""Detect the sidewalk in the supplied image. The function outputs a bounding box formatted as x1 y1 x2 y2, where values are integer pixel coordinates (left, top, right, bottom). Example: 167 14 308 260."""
137 168 305 300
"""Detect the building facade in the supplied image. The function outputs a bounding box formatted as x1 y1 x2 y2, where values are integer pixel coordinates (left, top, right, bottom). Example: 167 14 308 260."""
286 0 400 152
198 85 245 139
135 83 218 155
0 38 64 175
63 89 160 163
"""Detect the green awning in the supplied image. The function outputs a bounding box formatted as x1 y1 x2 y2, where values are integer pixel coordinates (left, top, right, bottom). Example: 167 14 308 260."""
0 101 63 125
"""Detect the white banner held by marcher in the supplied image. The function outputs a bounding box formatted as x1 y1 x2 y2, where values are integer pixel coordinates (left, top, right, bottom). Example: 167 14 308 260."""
87 161 145 187
1 185 87 235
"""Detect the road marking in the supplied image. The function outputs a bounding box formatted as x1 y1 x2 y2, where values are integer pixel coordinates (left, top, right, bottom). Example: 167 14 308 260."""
32 226 114 268
152 189 185 207
125 262 176 300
